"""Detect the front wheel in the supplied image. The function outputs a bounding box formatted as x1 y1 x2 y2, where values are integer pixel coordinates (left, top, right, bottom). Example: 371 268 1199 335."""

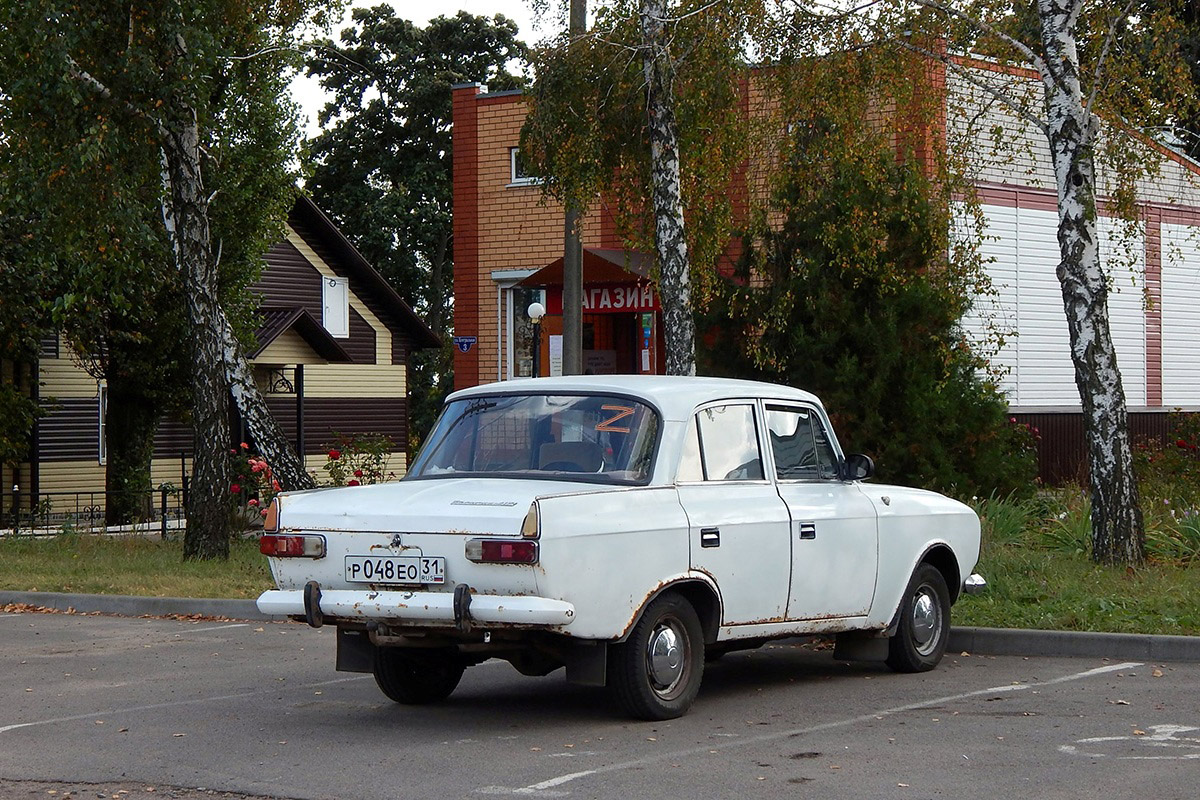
608 593 705 720
886 563 951 673
373 647 465 704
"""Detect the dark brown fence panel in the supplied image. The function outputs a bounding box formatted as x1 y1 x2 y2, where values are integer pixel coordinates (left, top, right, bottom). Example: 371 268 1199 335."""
1014 411 1178 486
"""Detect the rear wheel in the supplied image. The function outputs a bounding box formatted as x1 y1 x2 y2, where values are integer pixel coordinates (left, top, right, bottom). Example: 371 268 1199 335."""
373 647 465 704
886 563 951 673
608 593 704 720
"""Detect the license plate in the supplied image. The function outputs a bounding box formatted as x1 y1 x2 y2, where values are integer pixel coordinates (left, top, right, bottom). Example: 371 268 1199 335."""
344 555 445 585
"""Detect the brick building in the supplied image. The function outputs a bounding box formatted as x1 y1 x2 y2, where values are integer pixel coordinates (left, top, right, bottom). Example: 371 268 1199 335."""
449 61 1200 481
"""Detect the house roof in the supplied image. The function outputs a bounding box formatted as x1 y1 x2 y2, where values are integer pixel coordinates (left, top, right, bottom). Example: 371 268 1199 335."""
517 248 653 287
289 194 441 349
251 306 353 363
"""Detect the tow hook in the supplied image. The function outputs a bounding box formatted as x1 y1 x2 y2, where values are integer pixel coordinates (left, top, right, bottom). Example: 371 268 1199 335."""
453 583 473 632
303 580 324 628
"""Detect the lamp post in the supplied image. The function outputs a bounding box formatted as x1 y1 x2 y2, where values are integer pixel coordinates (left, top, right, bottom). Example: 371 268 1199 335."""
527 301 546 378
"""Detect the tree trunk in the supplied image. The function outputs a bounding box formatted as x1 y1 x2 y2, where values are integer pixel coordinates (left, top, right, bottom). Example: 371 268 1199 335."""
640 0 696 376
162 113 234 561
104 375 159 526
220 306 316 491
1038 0 1145 565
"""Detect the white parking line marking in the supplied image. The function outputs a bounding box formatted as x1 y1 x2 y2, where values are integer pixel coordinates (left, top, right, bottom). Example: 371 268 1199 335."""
173 623 250 635
479 662 1143 796
0 675 370 735
1060 724 1200 759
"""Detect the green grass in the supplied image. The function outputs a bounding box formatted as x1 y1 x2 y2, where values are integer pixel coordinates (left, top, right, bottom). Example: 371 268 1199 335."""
2 493 1199 637
0 534 272 599
956 491 1200 636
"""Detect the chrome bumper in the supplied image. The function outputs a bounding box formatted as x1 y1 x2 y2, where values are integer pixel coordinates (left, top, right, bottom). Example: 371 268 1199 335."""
256 588 576 627
963 573 988 595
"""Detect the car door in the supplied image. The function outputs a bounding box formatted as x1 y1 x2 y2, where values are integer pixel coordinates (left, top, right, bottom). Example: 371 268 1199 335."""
675 402 792 625
763 403 879 620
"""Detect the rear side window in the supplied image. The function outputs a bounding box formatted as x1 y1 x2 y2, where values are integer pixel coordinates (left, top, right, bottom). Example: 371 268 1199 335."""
766 405 837 480
692 404 764 482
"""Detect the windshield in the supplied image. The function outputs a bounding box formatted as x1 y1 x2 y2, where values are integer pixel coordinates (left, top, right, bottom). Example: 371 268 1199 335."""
409 393 660 484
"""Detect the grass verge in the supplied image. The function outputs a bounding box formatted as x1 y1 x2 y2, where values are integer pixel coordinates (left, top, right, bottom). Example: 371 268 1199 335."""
2 493 1198 638
956 492 1200 635
0 534 271 599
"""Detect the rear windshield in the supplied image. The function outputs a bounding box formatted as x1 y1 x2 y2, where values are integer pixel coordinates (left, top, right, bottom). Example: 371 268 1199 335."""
409 394 660 484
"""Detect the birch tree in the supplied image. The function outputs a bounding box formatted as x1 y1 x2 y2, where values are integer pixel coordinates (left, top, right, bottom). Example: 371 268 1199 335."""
0 1 331 558
861 0 1196 565
523 1 764 375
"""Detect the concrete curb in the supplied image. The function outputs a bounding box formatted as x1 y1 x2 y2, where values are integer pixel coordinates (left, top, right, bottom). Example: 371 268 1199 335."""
0 591 271 621
4 591 1199 662
948 626 1200 663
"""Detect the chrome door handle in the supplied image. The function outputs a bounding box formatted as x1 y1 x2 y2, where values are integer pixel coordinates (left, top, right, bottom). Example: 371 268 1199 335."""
700 527 721 548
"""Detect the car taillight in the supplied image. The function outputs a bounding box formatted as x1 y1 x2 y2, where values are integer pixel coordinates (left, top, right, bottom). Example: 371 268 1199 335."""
465 538 539 564
260 533 325 558
263 498 280 532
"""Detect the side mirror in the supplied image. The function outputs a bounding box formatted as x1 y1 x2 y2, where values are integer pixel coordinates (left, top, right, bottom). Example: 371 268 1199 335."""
840 453 874 481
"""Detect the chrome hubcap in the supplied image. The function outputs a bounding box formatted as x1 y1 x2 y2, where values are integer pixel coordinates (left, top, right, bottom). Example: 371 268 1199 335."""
647 622 685 693
910 586 941 656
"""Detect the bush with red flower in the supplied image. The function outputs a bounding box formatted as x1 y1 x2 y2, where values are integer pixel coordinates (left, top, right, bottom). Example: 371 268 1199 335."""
321 432 395 487
229 442 282 524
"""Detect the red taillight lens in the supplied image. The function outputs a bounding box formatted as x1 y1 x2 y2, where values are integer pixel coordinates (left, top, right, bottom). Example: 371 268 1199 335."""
259 534 325 558
465 538 539 564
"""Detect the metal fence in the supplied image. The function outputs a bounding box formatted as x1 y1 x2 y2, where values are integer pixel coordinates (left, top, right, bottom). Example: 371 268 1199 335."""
4 486 186 538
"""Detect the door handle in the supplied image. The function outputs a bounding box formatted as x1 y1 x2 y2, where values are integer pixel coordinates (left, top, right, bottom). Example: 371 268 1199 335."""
700 527 721 548
798 521 817 540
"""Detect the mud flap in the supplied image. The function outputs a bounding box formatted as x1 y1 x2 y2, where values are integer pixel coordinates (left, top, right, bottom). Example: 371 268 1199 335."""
833 632 889 662
564 640 608 687
336 627 374 673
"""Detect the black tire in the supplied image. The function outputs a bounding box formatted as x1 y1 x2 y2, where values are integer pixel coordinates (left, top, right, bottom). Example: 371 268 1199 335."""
886 563 952 673
373 647 465 705
608 593 705 720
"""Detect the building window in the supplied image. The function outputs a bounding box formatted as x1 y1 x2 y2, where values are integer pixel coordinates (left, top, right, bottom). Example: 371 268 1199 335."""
322 276 349 338
509 148 542 186
98 381 107 466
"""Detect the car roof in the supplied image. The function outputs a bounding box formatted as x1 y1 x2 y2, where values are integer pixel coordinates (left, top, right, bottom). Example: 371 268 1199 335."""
446 375 823 421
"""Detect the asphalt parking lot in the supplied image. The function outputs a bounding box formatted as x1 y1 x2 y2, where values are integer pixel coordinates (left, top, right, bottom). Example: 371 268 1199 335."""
2 610 1198 800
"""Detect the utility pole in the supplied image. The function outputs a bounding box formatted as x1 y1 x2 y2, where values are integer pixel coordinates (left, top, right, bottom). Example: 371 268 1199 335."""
561 0 587 375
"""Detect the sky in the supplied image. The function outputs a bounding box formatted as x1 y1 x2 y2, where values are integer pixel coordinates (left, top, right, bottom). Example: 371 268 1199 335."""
290 1 547 137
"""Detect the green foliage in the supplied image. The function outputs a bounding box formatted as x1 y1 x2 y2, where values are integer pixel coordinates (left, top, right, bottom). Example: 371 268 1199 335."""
521 1 760 300
959 489 1200 634
0 1 330 535
305 8 526 454
0 535 271 598
230 442 281 524
0 246 48 466
321 432 397 487
1133 413 1200 564
698 52 1037 499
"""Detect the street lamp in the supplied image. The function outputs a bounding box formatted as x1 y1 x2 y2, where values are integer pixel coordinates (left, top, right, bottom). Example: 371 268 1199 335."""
527 301 546 378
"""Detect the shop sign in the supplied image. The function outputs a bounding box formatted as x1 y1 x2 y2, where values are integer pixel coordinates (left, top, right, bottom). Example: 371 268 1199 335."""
546 283 660 315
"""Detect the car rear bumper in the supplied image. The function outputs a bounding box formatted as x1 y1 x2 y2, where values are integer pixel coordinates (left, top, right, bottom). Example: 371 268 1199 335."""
256 588 576 627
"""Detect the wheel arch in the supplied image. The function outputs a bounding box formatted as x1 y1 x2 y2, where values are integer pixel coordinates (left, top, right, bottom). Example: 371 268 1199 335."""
919 543 962 604
619 576 722 645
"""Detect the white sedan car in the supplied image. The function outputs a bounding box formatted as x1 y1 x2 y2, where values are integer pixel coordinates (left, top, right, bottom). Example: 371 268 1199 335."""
257 375 984 720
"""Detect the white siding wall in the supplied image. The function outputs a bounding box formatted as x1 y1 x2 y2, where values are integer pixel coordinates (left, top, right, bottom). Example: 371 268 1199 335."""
1162 223 1200 406
1099 217 1147 407
961 204 1147 409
